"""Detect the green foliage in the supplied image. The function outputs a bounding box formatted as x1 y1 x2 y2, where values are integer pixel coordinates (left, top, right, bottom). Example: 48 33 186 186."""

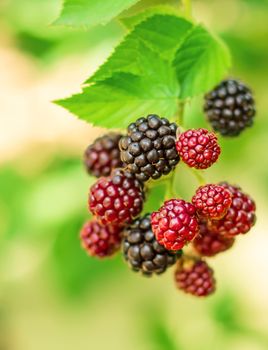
55 12 231 129
15 30 58 58
54 0 140 28
119 5 182 30
51 215 124 298
56 70 179 129
0 167 30 241
141 305 181 350
147 319 180 350
86 15 193 83
173 25 231 98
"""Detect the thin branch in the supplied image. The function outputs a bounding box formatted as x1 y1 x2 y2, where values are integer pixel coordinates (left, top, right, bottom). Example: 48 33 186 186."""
182 0 192 19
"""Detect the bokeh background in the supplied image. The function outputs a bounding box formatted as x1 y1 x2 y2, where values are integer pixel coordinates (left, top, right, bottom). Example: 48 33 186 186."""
0 0 268 349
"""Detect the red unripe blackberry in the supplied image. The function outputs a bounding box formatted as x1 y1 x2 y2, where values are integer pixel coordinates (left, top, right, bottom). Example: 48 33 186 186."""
80 220 122 258
204 79 256 137
89 168 145 226
209 182 256 237
175 258 216 297
122 214 181 276
119 115 180 182
192 184 232 220
151 199 199 251
193 220 235 257
176 128 221 169
84 133 123 177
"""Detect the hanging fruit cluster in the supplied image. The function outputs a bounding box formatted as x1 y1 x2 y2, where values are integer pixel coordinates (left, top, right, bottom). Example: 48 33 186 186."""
80 79 256 298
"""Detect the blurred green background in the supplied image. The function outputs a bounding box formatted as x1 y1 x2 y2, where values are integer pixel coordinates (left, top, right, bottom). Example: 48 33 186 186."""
0 0 268 349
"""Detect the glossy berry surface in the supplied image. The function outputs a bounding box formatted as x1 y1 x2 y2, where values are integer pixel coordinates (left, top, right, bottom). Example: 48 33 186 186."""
175 258 215 297
119 115 180 182
84 133 123 177
89 169 144 226
192 184 232 220
209 182 256 236
204 79 256 137
122 214 181 276
193 220 235 257
176 128 221 169
151 199 199 251
80 220 122 258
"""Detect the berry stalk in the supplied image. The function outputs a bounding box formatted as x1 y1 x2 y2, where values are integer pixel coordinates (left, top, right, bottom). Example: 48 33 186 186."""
182 0 192 19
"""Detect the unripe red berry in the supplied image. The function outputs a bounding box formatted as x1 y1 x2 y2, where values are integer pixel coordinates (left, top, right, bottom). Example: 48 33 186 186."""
192 184 232 220
193 220 235 257
176 128 221 169
89 169 145 226
175 257 216 297
209 182 256 237
151 199 199 251
80 220 122 258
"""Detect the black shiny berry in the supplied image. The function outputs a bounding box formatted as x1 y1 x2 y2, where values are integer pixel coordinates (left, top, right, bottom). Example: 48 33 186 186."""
122 214 181 276
204 79 256 137
119 115 180 182
84 133 123 177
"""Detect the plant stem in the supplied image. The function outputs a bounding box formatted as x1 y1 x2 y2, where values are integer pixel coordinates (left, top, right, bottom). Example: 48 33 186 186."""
190 168 206 186
182 0 192 19
165 172 176 199
177 100 185 126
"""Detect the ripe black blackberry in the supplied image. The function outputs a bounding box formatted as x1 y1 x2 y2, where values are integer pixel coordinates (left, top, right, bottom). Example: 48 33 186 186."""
84 133 123 177
119 115 180 182
204 79 256 136
122 214 181 276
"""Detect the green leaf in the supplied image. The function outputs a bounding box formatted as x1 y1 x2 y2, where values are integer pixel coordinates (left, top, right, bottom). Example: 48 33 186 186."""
55 70 179 129
88 14 193 83
173 25 231 98
54 0 139 28
55 14 231 128
119 5 182 30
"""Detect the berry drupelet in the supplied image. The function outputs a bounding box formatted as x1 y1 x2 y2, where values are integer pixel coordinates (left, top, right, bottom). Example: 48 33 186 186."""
209 182 256 237
84 133 123 177
122 214 181 276
89 168 145 226
204 79 256 137
80 220 122 258
119 115 180 182
151 199 199 251
175 258 216 297
192 184 232 220
176 128 221 169
193 220 235 257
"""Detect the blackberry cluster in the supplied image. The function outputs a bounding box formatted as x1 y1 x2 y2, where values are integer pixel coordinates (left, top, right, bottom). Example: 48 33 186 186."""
119 115 180 182
84 133 123 177
122 214 180 276
204 79 256 136
89 168 144 226
175 258 215 297
78 95 257 299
